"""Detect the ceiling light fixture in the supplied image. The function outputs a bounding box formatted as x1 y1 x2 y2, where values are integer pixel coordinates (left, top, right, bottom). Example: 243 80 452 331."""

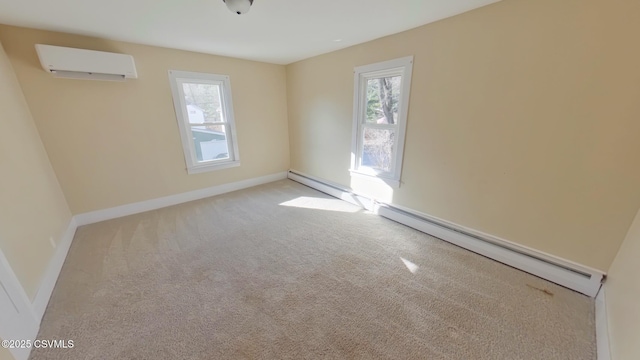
223 0 253 15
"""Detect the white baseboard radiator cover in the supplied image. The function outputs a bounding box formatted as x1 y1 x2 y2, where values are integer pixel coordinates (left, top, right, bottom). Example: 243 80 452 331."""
288 170 605 297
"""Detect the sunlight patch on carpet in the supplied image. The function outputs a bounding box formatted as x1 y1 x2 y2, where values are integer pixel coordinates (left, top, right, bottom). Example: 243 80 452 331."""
400 257 419 274
279 196 360 213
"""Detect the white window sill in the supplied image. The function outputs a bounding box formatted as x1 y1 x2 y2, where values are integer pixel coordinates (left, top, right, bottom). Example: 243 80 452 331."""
349 169 400 188
187 160 240 174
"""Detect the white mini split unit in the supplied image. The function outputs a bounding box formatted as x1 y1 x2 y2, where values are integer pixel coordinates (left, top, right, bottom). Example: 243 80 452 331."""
35 44 138 81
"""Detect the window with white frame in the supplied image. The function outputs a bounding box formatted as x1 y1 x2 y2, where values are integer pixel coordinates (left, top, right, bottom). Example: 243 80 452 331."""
350 56 413 187
168 70 240 174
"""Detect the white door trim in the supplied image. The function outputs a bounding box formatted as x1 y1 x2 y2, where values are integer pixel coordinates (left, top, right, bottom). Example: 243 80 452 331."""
596 287 611 360
0 248 38 360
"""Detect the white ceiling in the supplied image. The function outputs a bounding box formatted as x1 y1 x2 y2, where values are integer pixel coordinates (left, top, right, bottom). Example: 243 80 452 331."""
0 0 501 65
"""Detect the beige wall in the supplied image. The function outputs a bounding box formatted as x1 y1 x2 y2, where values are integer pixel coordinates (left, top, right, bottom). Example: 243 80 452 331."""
286 0 640 271
0 40 72 300
0 25 290 214
606 207 640 359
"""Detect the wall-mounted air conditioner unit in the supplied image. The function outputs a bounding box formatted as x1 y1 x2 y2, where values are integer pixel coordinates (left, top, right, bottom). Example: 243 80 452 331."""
35 44 138 81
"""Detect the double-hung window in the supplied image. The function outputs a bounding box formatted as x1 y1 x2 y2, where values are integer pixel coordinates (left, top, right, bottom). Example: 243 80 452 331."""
168 70 240 174
350 56 413 188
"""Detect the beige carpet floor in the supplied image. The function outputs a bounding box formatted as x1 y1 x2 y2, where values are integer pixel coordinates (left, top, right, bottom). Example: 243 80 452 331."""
30 179 595 360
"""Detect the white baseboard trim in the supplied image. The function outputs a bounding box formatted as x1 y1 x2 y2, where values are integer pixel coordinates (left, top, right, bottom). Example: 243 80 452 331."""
31 217 78 322
288 170 605 297
596 287 611 360
75 171 288 226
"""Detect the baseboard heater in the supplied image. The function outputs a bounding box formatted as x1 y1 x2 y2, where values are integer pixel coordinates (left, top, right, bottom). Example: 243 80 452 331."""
287 170 605 297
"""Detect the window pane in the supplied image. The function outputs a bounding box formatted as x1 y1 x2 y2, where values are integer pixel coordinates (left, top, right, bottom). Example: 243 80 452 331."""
365 76 402 124
190 125 230 162
361 127 395 172
182 83 224 124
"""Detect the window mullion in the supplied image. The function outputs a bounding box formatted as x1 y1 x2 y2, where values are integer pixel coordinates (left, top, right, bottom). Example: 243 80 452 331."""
188 122 228 126
360 123 398 130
